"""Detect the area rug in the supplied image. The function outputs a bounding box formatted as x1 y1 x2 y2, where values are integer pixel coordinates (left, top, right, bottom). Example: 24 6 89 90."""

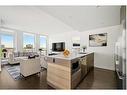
1 59 8 65
5 65 24 80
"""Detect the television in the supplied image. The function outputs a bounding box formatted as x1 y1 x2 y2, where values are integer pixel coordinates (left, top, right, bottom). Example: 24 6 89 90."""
52 42 65 52
73 43 80 47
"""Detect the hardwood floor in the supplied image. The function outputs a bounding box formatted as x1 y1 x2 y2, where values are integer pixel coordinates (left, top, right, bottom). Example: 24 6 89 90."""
0 66 117 89
77 68 117 89
0 67 53 89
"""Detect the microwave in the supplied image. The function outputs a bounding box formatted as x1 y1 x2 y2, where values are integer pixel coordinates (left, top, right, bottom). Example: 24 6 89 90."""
71 59 80 74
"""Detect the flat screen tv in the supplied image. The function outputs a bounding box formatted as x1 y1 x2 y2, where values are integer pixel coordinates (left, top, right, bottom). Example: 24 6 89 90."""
52 42 65 52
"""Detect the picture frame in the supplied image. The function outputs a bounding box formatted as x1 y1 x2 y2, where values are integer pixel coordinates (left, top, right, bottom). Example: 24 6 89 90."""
89 33 107 47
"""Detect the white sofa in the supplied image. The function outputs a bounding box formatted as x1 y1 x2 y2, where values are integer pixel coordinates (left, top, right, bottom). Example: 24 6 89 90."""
20 58 41 77
8 52 39 65
8 54 20 65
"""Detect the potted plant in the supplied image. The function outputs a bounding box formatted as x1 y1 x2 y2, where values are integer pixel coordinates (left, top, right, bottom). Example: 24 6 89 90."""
82 46 87 52
2 48 7 58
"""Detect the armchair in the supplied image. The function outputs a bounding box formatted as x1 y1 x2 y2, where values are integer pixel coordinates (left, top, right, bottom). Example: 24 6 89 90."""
20 58 41 77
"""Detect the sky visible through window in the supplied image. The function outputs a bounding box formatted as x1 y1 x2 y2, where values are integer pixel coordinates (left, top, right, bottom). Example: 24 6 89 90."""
0 33 46 49
40 36 46 49
1 34 14 48
23 33 35 48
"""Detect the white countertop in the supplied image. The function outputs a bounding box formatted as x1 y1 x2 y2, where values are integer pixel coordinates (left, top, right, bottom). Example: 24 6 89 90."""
47 52 93 60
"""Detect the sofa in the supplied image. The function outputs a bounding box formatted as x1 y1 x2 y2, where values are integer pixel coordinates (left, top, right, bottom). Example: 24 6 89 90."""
8 53 20 64
13 51 39 57
8 51 39 65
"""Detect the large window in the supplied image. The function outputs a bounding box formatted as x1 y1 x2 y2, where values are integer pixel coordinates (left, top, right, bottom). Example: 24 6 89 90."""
23 33 35 51
0 33 14 57
40 35 47 50
1 34 14 48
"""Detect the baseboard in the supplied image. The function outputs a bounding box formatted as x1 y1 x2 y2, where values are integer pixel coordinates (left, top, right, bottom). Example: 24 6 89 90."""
94 66 115 72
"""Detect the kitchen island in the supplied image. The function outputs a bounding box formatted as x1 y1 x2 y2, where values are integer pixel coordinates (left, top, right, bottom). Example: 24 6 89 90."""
47 52 94 89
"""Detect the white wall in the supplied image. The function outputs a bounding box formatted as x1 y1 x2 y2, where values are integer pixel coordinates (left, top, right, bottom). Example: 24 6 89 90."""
49 31 80 51
49 25 121 70
80 25 121 70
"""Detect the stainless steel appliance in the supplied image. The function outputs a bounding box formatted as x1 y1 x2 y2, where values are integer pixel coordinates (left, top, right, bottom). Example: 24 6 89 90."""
71 59 80 74
71 58 81 88
115 6 126 89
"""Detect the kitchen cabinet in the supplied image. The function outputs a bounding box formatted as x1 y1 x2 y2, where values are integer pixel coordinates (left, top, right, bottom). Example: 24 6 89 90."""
80 53 94 80
47 62 71 89
47 52 94 89
87 53 94 72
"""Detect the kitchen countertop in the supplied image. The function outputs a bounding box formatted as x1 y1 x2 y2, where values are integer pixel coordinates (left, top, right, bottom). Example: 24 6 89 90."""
47 52 93 60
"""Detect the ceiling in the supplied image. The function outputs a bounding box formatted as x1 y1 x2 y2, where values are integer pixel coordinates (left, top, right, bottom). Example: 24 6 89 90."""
0 6 120 35
39 6 120 32
0 6 73 35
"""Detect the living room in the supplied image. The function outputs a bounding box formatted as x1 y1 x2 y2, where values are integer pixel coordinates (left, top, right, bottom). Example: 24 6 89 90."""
0 6 126 89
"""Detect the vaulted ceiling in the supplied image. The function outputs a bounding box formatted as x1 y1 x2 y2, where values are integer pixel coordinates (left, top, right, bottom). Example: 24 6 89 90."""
0 6 120 35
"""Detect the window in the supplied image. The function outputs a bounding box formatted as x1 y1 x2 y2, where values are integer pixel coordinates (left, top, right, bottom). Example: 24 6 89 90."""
40 35 47 50
1 34 14 48
0 33 14 57
23 33 35 50
39 35 47 55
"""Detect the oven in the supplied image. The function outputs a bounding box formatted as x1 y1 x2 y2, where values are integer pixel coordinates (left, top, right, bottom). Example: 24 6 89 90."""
71 59 80 74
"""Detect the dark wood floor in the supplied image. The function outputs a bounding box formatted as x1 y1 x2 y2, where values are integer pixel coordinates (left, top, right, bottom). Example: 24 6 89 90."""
77 68 117 89
0 66 117 89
